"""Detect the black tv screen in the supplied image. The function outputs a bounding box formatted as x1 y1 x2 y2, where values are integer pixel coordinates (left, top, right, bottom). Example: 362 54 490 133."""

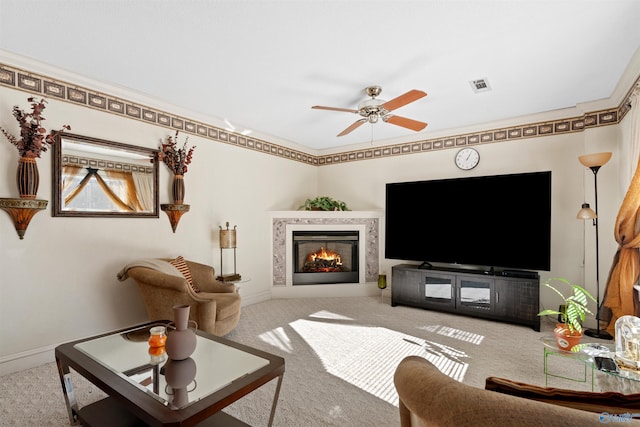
385 171 551 271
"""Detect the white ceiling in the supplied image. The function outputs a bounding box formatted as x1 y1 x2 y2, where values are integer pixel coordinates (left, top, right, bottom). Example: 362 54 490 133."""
1 1 640 152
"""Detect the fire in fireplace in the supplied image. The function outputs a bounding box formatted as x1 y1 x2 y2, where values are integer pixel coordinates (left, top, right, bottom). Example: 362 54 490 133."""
304 247 343 273
293 231 359 285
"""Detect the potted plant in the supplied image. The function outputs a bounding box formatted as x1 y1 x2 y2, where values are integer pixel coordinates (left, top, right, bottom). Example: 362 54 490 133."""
299 196 350 211
538 277 597 351
0 97 70 198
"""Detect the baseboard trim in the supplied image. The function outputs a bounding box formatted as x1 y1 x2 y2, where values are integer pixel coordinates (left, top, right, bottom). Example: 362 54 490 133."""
241 290 271 306
271 282 379 299
0 344 56 376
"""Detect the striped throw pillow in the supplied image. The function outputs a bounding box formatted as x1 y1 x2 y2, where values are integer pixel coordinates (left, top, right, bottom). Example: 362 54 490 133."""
170 256 200 292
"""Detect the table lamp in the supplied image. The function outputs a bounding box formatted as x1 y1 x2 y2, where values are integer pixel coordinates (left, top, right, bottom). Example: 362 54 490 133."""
217 222 241 282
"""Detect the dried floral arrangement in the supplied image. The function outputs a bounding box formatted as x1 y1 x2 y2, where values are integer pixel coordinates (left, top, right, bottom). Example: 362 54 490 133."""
0 97 71 158
159 131 196 175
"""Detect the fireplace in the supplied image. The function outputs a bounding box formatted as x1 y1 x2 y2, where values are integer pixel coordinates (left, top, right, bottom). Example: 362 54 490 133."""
270 211 381 297
292 230 359 285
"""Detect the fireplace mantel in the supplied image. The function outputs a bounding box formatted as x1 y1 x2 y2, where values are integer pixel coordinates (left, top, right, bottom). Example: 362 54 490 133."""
269 210 382 297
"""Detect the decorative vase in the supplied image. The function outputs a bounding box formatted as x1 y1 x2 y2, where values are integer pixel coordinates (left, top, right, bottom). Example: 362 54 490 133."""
17 156 39 199
377 274 387 290
165 304 197 360
172 174 185 204
378 273 387 302
554 323 583 351
164 357 197 408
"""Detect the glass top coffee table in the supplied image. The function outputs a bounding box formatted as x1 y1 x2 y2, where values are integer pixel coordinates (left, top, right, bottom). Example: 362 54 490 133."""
55 321 285 426
542 337 640 392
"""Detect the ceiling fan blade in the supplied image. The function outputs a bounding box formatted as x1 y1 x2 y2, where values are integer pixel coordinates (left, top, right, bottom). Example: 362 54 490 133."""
337 119 366 136
385 115 428 132
381 89 427 111
312 105 359 113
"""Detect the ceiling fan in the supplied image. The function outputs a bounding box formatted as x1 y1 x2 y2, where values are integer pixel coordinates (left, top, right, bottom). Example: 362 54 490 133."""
312 86 428 137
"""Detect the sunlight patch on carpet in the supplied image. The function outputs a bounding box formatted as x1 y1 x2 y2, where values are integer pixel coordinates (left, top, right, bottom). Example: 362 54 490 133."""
424 340 468 361
417 325 484 345
437 326 484 344
428 355 468 381
288 318 472 406
308 310 354 321
257 326 293 353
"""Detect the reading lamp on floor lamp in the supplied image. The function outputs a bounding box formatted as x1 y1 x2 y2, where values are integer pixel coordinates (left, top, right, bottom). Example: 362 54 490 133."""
577 151 613 340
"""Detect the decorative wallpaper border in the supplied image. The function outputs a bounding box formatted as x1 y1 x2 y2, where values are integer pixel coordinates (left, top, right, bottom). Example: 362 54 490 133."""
62 154 154 174
0 63 637 166
0 64 317 166
317 106 630 165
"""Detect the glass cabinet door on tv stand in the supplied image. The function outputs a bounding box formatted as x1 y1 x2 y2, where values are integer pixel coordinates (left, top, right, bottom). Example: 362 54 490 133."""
457 277 493 314
423 272 456 309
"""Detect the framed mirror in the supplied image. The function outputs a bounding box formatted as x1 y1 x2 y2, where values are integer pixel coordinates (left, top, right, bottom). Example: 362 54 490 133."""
52 133 159 217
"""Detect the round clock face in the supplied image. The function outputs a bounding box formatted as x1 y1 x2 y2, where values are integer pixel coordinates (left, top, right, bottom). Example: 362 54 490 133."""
455 148 480 170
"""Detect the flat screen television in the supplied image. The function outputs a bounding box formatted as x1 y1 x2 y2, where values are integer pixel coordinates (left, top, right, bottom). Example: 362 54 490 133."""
385 171 551 272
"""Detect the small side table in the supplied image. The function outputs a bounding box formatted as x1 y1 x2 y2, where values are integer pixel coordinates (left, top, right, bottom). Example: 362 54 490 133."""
224 276 251 293
541 337 611 391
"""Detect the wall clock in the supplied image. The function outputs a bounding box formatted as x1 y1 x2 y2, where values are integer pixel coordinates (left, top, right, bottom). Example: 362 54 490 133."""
455 147 480 170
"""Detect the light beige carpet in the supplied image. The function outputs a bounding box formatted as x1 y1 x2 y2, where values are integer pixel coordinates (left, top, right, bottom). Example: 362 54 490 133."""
0 296 613 426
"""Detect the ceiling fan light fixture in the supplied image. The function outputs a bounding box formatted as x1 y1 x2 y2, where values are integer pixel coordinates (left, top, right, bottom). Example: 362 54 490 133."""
358 98 385 110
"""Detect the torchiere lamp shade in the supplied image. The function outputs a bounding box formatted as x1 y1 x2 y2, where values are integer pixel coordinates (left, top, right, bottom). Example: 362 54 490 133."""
579 152 612 168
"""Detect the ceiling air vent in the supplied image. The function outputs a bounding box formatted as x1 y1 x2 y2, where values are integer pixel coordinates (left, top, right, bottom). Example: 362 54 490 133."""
470 78 491 93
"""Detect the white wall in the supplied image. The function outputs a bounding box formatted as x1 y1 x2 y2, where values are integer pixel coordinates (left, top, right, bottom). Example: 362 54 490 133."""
0 85 318 374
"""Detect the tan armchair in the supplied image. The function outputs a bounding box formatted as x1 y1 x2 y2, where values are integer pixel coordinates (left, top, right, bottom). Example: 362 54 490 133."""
120 258 241 336
393 356 640 426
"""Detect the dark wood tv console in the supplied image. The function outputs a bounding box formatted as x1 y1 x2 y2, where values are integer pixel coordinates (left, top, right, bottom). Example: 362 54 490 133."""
391 263 540 331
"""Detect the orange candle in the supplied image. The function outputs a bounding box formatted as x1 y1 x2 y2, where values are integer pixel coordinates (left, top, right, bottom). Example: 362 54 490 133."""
149 326 167 347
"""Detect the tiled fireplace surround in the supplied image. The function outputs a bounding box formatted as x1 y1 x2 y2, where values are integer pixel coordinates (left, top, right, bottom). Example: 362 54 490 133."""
270 211 382 298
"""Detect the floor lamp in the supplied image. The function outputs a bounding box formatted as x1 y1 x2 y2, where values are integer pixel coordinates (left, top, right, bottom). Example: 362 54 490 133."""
577 152 613 340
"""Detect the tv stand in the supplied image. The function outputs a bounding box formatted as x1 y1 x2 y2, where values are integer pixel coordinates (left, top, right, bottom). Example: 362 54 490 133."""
391 263 540 331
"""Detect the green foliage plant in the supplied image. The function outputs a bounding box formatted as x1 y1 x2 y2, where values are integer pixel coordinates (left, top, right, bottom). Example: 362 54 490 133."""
299 196 350 211
537 277 596 334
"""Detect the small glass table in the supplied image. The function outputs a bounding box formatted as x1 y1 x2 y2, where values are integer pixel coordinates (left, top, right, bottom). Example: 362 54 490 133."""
542 337 640 392
56 321 285 426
